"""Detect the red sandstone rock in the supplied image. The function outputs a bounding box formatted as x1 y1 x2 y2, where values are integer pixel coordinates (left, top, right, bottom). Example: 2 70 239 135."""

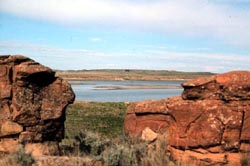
0 55 75 156
0 138 21 154
125 98 244 149
141 127 158 142
168 146 228 165
0 121 23 137
25 141 60 156
124 71 250 166
182 71 250 101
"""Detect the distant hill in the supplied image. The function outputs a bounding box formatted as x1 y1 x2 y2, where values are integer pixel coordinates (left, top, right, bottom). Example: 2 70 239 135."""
55 69 215 81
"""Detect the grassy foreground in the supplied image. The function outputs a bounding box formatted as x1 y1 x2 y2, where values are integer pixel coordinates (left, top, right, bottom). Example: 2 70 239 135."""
64 101 128 139
60 101 175 166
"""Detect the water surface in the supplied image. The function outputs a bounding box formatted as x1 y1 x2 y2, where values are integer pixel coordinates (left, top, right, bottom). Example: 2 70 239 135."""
70 80 184 102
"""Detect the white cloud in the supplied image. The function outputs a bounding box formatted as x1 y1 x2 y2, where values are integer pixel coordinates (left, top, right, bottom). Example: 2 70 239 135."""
0 41 93 57
0 41 249 72
0 0 250 47
89 38 102 42
143 49 250 62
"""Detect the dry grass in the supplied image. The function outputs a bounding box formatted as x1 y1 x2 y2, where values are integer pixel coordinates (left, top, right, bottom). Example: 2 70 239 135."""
0 146 35 166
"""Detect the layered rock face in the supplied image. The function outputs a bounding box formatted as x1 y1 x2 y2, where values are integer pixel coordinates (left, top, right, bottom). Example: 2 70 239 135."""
0 55 75 156
124 71 250 166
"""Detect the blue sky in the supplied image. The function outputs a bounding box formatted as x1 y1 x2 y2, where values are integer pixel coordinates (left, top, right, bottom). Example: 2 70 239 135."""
0 0 250 72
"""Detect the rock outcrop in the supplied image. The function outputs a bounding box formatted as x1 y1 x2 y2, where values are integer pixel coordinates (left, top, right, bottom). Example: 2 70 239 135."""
0 55 75 156
124 71 250 166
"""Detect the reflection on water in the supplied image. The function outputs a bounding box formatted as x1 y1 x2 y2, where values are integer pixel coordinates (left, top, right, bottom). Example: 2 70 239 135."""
69 80 184 102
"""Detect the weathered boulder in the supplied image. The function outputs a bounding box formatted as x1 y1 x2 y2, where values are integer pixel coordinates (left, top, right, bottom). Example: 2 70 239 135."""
182 71 250 101
0 55 75 156
124 71 250 166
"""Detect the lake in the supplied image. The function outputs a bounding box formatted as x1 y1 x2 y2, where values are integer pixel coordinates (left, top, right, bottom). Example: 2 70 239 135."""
69 80 184 102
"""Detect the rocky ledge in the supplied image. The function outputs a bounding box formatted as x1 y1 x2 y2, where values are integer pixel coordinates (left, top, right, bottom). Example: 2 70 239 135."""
124 71 250 166
0 55 75 156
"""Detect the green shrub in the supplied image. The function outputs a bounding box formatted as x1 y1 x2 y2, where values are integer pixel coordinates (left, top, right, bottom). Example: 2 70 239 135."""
75 130 107 156
241 154 250 166
60 130 108 157
102 135 175 166
102 137 152 166
5 146 35 166
104 145 123 166
141 134 172 166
